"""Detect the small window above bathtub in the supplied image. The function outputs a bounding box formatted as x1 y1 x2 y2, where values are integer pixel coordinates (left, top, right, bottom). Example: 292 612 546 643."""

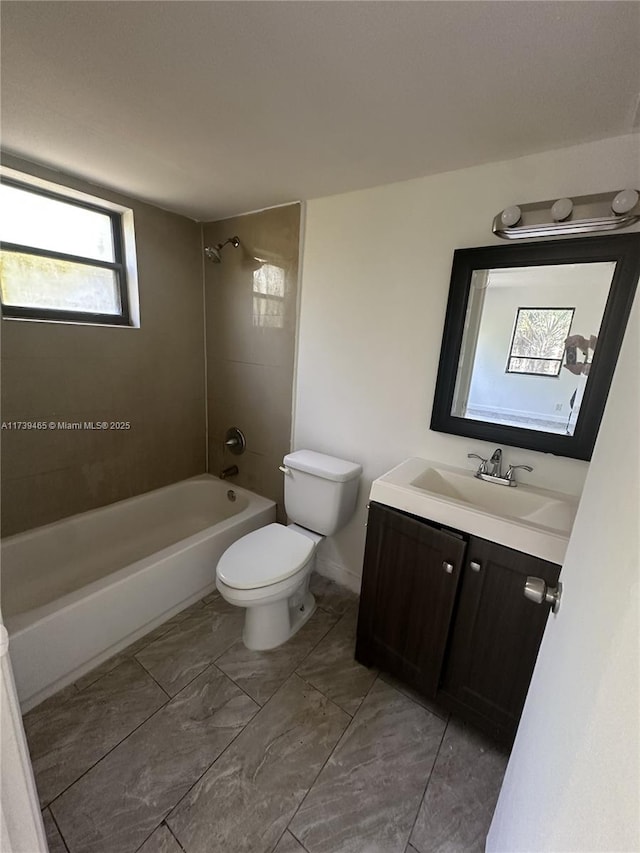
0 170 139 327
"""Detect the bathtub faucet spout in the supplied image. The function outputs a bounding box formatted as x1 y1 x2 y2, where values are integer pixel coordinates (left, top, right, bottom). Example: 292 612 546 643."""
219 465 239 480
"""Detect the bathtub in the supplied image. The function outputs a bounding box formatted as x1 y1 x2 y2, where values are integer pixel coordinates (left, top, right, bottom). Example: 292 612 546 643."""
1 475 275 711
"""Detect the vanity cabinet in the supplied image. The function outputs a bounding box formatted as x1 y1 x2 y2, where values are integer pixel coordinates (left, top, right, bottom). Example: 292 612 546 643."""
355 502 466 697
355 501 560 743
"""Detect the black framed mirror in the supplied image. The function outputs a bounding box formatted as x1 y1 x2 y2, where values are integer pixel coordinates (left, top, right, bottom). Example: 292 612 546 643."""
431 234 640 460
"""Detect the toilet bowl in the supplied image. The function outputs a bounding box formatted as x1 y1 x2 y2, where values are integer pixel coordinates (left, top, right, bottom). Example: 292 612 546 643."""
216 523 321 650
215 450 362 650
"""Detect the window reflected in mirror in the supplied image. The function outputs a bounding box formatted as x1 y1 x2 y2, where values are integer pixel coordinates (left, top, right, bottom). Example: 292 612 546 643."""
451 262 615 436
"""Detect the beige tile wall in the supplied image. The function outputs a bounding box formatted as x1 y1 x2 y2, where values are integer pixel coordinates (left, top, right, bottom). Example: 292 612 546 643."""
203 204 300 521
1 157 206 536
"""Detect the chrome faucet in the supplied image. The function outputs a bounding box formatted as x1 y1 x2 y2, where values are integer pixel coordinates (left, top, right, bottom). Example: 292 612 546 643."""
488 448 502 478
467 448 533 487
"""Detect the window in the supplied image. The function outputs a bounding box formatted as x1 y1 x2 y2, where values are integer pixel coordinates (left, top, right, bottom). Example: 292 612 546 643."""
506 307 575 376
0 177 136 325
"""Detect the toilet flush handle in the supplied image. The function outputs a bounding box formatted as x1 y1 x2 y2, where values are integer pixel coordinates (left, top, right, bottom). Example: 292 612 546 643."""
279 465 292 475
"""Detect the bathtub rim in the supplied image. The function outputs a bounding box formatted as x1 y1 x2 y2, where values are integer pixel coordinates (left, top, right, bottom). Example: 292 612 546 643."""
1 472 258 547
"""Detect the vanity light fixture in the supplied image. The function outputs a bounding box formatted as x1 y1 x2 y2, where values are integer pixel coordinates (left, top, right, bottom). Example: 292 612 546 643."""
551 197 573 222
493 190 640 239
500 205 522 227
612 188 639 215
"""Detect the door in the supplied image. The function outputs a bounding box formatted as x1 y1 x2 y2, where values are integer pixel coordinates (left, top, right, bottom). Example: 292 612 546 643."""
440 535 560 741
356 502 466 697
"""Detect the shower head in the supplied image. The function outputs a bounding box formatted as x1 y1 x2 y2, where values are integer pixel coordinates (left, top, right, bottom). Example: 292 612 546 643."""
204 236 240 263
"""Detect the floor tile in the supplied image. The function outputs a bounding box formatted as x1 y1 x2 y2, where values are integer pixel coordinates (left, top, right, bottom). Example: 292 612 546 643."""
215 607 336 704
167 674 350 853
24 658 167 807
43 808 68 853
274 831 307 853
296 608 377 715
51 666 258 853
27 682 79 717
135 604 243 696
137 825 183 853
289 678 446 853
74 600 206 691
409 720 509 853
309 573 358 617
202 590 221 605
378 671 449 721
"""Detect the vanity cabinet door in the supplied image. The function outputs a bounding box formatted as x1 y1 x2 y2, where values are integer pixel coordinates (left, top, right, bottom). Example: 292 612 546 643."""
440 535 560 741
355 502 466 698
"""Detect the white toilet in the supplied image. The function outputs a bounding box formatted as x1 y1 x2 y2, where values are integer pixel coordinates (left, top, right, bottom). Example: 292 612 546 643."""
216 450 362 650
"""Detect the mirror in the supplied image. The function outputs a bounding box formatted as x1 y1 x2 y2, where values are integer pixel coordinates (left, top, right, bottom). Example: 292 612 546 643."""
431 234 640 460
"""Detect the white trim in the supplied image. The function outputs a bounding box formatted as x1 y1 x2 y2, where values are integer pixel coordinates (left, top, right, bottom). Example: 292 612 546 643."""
0 624 47 852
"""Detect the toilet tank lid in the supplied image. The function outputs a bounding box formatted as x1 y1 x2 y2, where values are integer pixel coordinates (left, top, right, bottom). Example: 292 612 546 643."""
283 450 362 483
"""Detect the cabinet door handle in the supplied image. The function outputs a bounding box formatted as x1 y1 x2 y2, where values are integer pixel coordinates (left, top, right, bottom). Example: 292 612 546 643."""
443 562 454 574
470 561 481 572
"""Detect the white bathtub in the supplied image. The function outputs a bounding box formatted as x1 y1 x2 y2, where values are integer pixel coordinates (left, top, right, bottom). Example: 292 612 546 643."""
1 475 275 711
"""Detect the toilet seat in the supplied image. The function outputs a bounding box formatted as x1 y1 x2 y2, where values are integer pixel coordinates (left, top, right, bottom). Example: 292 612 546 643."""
216 523 314 590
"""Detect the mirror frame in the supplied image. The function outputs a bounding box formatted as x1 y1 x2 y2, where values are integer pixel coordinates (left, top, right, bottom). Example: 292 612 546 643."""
431 234 640 460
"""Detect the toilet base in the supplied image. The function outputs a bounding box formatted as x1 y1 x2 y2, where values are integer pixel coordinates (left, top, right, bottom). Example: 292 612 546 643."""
243 590 316 651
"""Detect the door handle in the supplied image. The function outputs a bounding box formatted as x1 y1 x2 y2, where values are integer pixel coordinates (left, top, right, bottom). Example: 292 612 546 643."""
443 562 454 574
524 576 562 614
470 561 481 572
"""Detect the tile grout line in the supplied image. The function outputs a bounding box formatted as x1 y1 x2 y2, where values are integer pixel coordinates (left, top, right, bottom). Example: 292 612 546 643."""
46 807 71 853
46 689 170 814
162 671 320 841
129 605 243 701
165 821 187 852
212 605 340 707
133 655 173 701
404 713 451 853
132 820 187 853
48 660 259 849
285 667 381 848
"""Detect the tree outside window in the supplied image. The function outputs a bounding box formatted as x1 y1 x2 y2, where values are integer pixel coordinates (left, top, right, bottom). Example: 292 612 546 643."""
506 307 575 376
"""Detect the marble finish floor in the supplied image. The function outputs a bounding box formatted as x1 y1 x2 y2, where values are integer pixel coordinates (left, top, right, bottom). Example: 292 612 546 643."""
25 574 508 853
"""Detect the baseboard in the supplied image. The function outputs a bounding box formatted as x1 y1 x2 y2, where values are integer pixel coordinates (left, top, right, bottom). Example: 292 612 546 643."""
314 554 362 594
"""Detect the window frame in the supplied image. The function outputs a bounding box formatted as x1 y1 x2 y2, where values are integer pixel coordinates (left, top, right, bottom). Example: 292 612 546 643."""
0 177 132 326
505 305 575 378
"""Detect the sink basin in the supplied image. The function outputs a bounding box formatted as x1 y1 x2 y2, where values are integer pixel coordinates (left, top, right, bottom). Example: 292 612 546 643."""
369 458 578 564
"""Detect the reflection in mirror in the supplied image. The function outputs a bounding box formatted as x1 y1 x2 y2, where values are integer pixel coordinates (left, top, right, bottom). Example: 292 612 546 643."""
431 235 640 460
451 263 615 436
252 263 285 328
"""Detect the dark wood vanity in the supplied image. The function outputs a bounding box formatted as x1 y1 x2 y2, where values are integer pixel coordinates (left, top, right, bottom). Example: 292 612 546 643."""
355 501 560 745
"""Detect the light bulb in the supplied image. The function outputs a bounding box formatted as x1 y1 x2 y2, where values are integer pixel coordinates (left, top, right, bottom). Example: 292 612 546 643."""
611 189 639 215
500 205 521 228
551 198 573 222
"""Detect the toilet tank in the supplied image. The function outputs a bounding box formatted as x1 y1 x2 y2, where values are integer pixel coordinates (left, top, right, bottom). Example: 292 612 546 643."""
283 450 362 536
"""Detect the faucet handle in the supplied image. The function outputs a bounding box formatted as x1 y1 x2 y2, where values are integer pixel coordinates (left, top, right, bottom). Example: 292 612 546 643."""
468 453 488 474
505 464 534 482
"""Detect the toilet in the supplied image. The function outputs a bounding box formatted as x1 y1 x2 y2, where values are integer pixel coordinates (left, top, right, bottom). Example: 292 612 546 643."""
216 450 362 650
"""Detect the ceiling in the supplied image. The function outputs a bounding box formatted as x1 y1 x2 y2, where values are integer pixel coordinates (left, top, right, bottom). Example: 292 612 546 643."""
2 1 639 222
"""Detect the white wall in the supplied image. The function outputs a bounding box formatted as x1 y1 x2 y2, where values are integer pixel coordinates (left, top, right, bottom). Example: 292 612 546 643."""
487 289 639 852
294 133 639 588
